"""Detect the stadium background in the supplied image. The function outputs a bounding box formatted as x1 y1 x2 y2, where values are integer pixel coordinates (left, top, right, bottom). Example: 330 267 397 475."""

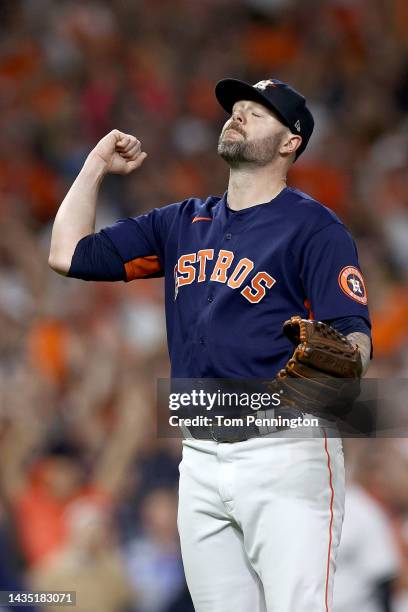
0 0 407 610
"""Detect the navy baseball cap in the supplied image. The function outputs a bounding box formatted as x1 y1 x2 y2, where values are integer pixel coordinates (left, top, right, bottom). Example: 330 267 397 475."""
215 78 314 159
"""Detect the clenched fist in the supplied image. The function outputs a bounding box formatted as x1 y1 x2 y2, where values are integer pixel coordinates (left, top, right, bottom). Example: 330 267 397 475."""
88 129 147 176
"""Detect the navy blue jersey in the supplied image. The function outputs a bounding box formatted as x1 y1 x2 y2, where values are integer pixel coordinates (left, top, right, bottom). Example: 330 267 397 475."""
69 187 370 378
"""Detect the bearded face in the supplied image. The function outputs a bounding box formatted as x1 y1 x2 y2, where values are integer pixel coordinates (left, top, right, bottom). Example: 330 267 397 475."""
217 122 284 167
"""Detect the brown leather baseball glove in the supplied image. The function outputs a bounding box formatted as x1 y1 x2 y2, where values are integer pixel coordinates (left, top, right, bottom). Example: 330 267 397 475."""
277 316 363 416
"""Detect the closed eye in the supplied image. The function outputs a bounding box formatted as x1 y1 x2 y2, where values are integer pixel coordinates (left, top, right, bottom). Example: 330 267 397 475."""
252 112 263 118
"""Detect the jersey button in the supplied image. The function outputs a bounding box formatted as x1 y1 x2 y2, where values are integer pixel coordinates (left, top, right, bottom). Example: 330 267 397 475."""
199 337 205 345
225 233 232 240
207 295 213 303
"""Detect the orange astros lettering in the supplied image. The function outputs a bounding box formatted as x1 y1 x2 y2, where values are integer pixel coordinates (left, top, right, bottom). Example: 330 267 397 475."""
197 249 214 282
210 250 234 283
241 271 276 303
227 258 254 289
177 253 196 286
174 249 276 303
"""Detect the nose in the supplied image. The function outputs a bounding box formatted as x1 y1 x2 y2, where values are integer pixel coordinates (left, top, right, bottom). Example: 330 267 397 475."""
231 109 245 124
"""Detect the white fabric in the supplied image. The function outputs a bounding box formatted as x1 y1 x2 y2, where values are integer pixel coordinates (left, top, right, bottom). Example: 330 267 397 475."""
393 594 408 612
178 434 345 612
333 485 400 612
124 537 185 612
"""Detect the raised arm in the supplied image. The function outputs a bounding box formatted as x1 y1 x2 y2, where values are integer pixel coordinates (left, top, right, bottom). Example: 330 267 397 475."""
48 130 147 275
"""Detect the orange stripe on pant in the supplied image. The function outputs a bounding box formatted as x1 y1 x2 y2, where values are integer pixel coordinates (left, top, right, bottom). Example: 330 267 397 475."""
323 430 335 612
124 255 162 281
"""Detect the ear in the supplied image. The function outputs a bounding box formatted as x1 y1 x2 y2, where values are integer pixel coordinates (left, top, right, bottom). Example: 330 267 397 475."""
280 133 302 157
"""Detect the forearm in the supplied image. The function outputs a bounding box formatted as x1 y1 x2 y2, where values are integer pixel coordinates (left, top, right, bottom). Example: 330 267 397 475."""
48 153 106 274
49 130 146 275
347 331 371 375
326 316 372 376
93 383 150 498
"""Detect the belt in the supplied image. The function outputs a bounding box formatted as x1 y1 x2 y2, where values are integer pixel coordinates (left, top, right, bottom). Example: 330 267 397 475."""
182 407 304 443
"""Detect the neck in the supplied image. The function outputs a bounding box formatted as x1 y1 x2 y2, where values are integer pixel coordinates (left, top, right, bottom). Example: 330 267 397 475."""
226 163 287 211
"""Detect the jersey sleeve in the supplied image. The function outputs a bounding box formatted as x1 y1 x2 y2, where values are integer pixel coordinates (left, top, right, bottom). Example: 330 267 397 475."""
68 204 180 282
101 208 166 281
325 315 371 338
67 232 126 281
300 223 371 325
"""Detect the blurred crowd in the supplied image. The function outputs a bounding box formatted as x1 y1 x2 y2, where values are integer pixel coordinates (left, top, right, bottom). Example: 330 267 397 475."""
0 0 407 610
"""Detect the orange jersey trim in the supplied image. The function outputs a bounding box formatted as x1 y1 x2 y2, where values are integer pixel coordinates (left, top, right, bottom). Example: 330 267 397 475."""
124 255 162 281
304 298 314 320
192 216 212 223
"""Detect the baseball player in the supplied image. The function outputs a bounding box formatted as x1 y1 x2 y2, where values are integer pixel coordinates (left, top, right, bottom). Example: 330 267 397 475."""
49 78 372 611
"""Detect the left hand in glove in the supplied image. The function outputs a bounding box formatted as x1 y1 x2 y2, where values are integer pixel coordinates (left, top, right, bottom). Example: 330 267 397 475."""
276 316 362 417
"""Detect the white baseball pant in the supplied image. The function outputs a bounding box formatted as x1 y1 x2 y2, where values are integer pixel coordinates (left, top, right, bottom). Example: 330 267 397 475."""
178 431 345 612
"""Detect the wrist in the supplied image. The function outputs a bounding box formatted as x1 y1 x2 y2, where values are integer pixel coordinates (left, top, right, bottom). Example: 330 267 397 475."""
82 152 109 183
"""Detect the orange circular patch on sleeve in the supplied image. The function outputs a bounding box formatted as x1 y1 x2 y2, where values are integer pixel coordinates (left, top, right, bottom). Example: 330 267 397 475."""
338 266 368 305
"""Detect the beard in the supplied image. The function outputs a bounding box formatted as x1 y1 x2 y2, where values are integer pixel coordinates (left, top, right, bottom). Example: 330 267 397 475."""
217 128 282 167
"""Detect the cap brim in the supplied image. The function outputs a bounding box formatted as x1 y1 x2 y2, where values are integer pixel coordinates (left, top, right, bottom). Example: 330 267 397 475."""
215 79 290 128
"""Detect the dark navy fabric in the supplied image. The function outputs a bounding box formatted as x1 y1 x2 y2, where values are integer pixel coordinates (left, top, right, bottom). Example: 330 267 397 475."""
68 231 126 281
325 316 370 338
325 315 373 358
68 187 371 378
